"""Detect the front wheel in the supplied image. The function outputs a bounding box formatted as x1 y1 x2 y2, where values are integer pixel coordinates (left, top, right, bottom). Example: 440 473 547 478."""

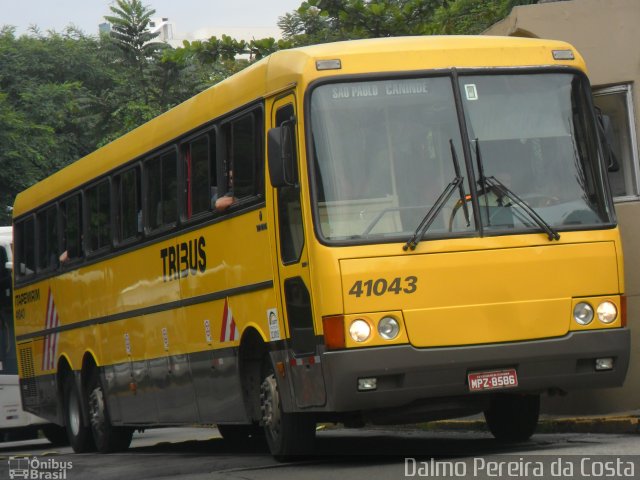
63 375 95 453
260 362 315 460
88 371 133 453
484 393 540 442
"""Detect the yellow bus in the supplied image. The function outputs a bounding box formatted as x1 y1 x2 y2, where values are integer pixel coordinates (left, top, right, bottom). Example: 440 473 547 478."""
13 36 630 458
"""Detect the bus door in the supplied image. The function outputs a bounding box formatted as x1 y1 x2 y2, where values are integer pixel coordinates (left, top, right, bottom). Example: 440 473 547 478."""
269 95 326 408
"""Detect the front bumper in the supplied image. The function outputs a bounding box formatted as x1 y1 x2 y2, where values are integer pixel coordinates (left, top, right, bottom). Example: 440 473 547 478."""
321 328 630 412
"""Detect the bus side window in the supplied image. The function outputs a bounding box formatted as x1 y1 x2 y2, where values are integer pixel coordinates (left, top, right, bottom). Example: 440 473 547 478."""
114 166 142 243
145 150 178 231
60 194 83 263
86 179 111 254
219 110 264 208
15 218 35 278
37 205 58 271
183 133 214 219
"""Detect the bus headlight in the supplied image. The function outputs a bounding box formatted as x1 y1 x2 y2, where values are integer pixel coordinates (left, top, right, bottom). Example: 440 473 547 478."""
597 301 617 324
573 302 594 325
378 316 400 340
349 319 371 342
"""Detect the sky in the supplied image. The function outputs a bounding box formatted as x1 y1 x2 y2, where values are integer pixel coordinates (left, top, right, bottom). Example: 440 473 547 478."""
2 0 303 40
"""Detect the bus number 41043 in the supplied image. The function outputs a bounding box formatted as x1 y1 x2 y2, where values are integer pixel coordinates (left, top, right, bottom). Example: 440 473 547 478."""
348 276 417 298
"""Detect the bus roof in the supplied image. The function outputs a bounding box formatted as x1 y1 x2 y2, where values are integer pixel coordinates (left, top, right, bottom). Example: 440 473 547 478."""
13 35 583 218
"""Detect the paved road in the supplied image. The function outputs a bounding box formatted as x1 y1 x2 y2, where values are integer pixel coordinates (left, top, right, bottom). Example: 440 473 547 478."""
0 427 638 479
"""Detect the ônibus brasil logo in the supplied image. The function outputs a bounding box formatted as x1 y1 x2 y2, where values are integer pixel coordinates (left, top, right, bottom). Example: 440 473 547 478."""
8 456 73 480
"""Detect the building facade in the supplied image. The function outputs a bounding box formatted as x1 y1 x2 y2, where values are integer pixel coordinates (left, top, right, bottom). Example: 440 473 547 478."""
486 0 639 414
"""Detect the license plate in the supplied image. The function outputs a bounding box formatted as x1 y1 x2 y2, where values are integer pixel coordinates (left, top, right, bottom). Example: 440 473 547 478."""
467 368 518 392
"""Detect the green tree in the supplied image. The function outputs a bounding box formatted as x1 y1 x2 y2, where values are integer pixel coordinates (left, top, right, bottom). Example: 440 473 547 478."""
248 38 279 61
0 92 57 222
104 0 166 103
279 0 446 44
278 0 537 45
278 2 336 44
0 26 116 219
430 0 537 34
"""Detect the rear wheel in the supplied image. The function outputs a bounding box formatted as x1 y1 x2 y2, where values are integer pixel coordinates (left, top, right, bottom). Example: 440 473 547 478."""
63 375 95 452
260 360 315 460
88 371 133 453
484 393 540 442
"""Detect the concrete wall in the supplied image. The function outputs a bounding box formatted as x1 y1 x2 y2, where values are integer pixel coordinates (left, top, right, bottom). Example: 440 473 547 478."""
486 0 640 414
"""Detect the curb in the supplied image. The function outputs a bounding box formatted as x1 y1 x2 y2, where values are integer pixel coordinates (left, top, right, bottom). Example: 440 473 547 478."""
429 416 640 434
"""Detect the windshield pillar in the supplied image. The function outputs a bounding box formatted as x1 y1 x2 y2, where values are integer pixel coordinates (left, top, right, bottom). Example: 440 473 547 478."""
451 69 484 237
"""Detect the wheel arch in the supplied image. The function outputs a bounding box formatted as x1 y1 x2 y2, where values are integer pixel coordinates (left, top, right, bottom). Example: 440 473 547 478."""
80 350 99 393
56 355 72 396
55 356 73 425
238 327 268 422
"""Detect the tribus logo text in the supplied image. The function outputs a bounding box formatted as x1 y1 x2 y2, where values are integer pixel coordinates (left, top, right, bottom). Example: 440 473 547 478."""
160 236 207 282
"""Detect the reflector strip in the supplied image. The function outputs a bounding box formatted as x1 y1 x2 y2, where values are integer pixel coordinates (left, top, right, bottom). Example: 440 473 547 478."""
289 355 321 367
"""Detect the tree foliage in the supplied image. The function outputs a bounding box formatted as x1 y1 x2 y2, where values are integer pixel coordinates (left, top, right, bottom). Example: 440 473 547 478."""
0 26 110 222
104 0 164 61
0 0 530 222
279 0 536 45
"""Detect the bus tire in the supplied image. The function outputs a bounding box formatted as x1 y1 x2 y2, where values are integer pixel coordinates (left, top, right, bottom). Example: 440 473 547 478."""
260 361 315 460
41 424 69 446
88 371 133 453
484 393 540 442
63 375 95 453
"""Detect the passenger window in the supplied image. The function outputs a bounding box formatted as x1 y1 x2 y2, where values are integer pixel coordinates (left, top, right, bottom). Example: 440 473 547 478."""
60 194 83 263
86 180 111 253
114 167 141 243
15 218 35 278
146 150 177 230
219 111 263 208
183 134 215 219
37 206 58 271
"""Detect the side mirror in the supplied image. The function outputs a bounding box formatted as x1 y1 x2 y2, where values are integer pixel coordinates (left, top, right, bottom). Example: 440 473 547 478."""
268 121 297 188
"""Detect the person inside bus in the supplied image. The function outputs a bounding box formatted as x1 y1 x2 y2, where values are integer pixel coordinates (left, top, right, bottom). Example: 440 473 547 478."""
59 233 83 265
212 167 237 212
59 250 69 264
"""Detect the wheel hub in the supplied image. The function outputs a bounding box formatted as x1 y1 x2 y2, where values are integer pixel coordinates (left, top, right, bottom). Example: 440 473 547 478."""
68 390 81 436
260 374 281 438
89 386 106 435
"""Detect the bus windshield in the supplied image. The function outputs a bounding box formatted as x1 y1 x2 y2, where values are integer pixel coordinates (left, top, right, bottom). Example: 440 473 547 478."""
309 72 613 243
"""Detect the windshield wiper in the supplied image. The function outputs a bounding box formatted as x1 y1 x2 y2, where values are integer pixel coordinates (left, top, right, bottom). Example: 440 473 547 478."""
403 177 462 251
484 176 560 241
403 140 469 251
474 139 559 241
